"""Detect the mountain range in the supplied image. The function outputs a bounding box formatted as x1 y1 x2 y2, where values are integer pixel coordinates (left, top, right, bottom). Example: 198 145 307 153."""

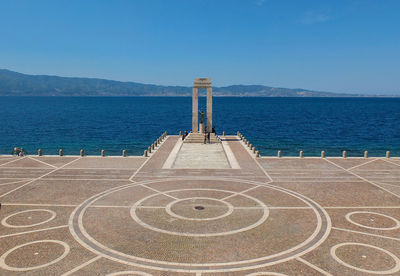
0 69 367 97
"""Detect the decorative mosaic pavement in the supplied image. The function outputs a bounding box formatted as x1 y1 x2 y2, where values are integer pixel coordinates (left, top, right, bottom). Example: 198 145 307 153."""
0 135 399 275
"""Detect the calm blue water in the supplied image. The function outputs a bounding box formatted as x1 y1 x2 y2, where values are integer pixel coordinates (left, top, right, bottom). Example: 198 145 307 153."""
0 97 399 157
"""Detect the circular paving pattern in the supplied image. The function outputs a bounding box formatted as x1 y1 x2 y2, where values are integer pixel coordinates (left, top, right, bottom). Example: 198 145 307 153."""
331 242 400 274
0 240 70 271
345 211 400 230
69 178 331 273
131 189 268 237
1 209 56 228
165 197 234 221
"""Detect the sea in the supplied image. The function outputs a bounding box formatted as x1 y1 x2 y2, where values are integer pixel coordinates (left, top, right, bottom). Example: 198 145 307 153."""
0 96 399 157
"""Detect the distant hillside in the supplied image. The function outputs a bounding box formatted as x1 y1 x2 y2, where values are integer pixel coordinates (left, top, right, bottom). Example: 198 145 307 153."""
0 69 359 97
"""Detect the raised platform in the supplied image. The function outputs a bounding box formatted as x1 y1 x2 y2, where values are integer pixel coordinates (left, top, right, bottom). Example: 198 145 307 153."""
184 132 220 143
0 135 399 275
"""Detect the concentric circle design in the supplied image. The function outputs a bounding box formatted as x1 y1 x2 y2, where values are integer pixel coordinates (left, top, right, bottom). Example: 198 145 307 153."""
331 242 400 274
345 211 400 230
165 197 234 221
69 178 331 273
131 189 268 237
1 209 56 228
0 240 70 271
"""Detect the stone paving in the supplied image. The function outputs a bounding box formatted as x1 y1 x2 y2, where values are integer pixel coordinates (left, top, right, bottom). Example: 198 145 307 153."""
171 143 230 169
0 135 399 275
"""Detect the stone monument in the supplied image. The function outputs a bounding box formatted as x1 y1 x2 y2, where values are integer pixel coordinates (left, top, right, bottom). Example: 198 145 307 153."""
192 78 212 133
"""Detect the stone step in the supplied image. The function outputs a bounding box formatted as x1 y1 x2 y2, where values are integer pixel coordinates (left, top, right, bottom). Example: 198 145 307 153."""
185 139 220 143
184 137 219 142
183 133 221 143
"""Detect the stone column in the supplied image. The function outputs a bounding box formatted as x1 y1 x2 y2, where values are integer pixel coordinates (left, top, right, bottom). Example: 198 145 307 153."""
206 87 212 133
192 88 199 133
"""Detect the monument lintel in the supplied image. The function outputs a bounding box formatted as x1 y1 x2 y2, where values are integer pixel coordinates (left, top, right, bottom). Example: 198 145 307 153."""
193 78 212 88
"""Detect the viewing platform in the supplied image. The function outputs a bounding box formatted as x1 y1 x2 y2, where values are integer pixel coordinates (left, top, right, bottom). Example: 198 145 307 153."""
0 134 399 275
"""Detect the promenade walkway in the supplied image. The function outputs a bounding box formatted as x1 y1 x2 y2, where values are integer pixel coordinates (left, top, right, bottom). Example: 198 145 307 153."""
0 135 399 275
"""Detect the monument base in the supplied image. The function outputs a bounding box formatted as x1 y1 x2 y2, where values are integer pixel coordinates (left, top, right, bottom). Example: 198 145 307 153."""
199 123 205 133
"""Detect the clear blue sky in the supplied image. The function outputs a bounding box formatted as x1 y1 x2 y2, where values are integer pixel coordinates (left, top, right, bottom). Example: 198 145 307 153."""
1 0 399 94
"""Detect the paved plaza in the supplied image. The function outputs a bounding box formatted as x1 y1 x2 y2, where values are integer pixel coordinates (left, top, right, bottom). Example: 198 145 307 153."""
0 135 399 275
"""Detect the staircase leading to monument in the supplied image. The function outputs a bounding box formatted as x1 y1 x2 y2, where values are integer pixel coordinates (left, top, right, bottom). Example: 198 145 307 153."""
184 133 220 143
